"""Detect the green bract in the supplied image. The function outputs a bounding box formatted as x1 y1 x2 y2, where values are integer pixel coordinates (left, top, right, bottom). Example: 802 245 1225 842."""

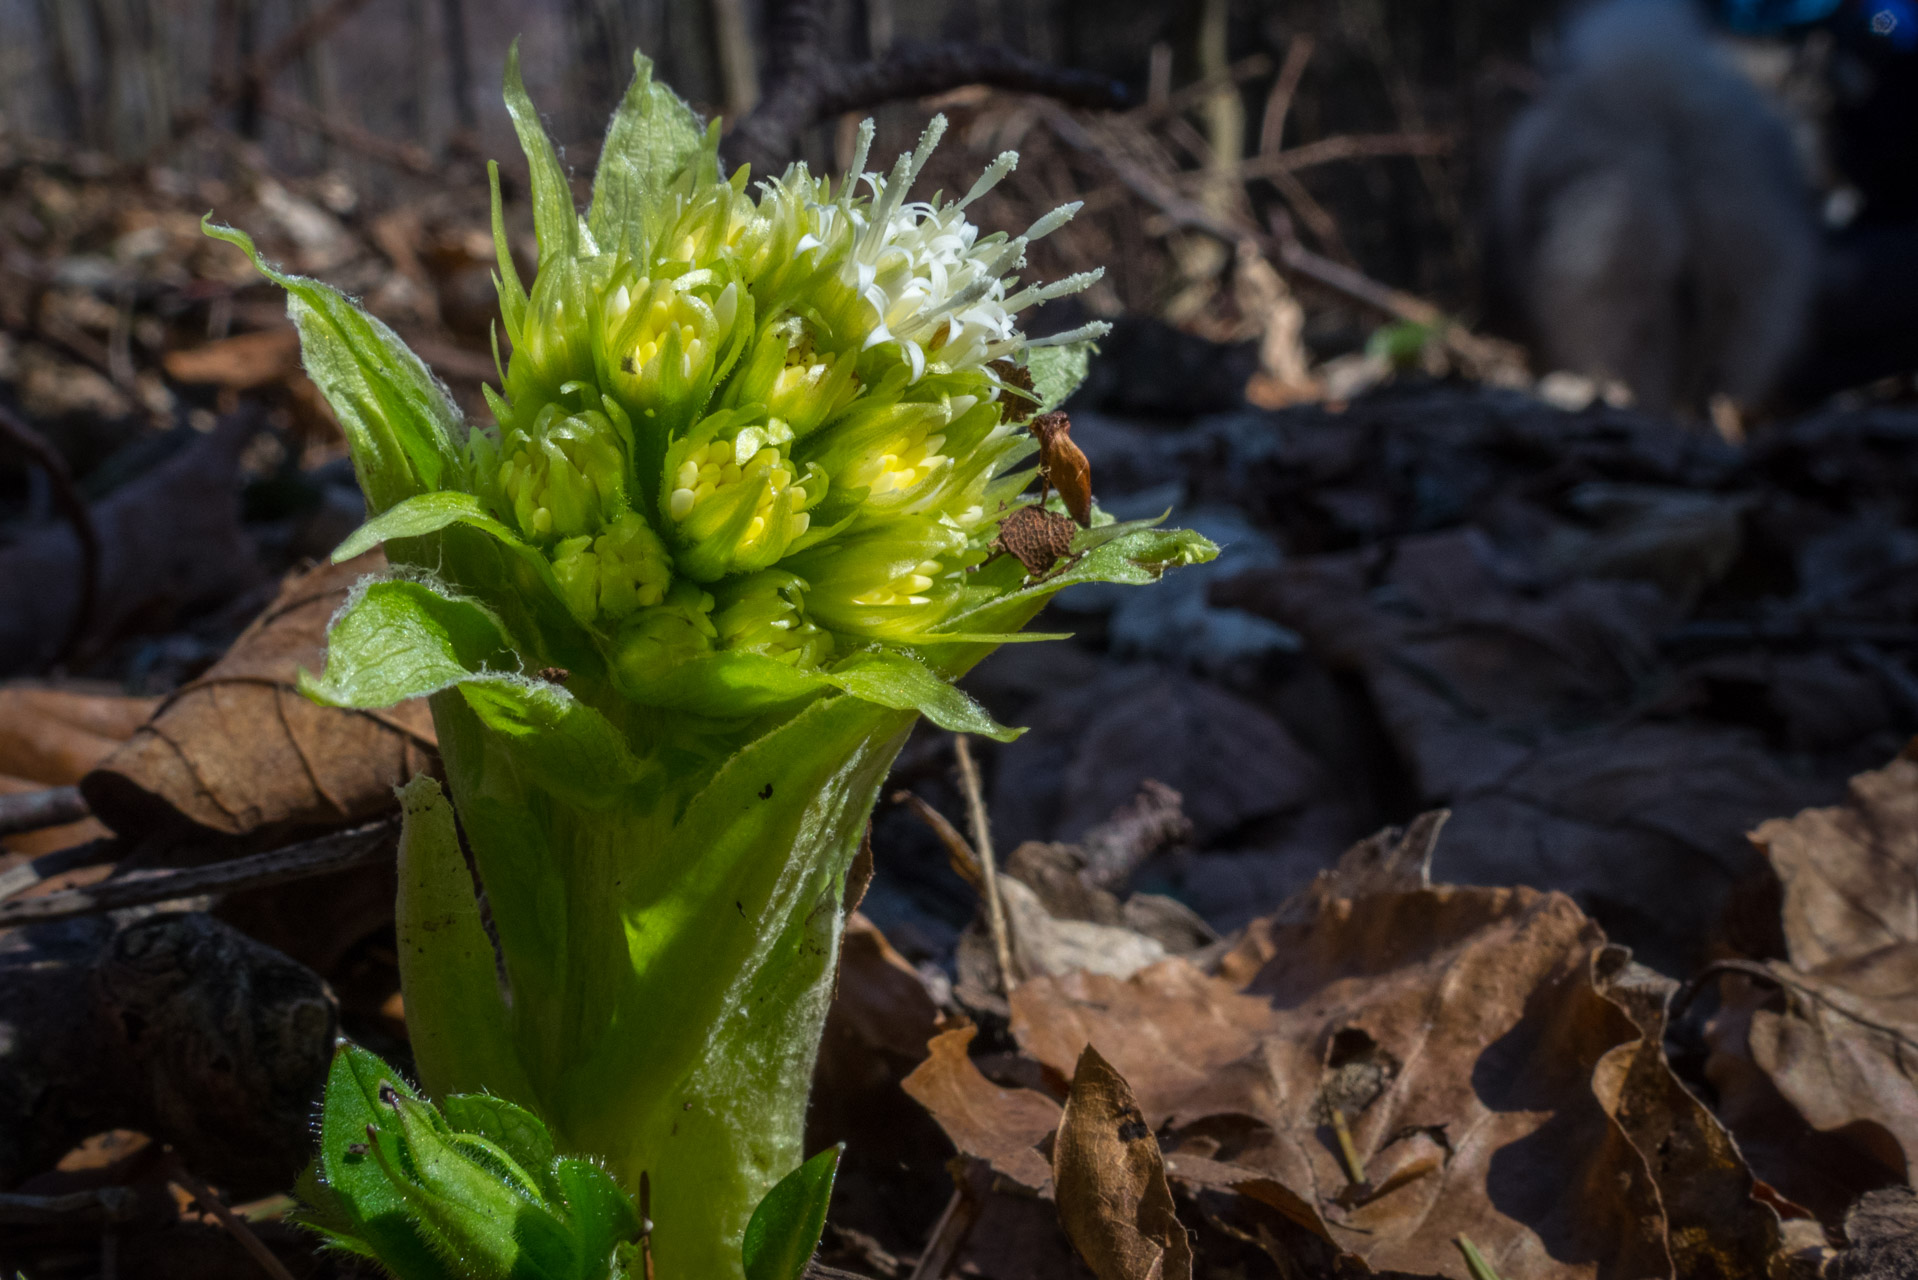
213 43 1215 1280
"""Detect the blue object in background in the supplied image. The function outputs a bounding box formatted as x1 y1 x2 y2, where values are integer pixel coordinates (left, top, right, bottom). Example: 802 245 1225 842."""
1720 0 1843 31
1861 0 1918 49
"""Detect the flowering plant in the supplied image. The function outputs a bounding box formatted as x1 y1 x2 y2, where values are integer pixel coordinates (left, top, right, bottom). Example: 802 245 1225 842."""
211 47 1213 1280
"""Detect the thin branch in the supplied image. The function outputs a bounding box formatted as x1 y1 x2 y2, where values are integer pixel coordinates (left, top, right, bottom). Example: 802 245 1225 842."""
256 89 436 174
1030 100 1518 375
156 0 378 156
952 735 1016 994
730 0 1126 175
1130 53 1271 127
0 818 397 926
0 837 116 904
891 789 983 890
0 403 100 664
1258 36 1314 157
0 785 90 838
1239 131 1452 180
906 1182 983 1280
167 1153 299 1280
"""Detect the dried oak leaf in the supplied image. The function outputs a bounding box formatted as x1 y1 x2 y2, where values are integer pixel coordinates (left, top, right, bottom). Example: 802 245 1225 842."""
81 551 436 839
1007 888 1672 1280
1054 1044 1193 1280
901 1024 1061 1194
0 684 159 854
1704 751 1918 1219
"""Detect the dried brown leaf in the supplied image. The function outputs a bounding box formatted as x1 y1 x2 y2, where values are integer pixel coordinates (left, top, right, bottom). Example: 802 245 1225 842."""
1706 752 1918 1219
1007 885 1673 1279
1054 1044 1193 1280
901 1025 1061 1194
0 684 159 853
81 552 436 839
1749 752 1918 971
162 328 301 390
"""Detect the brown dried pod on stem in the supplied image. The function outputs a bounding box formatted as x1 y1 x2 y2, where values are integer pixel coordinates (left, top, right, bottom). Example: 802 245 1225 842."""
1030 410 1094 528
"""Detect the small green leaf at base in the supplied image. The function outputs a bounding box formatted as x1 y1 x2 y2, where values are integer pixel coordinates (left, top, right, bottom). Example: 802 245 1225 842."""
741 1144 842 1280
303 1042 641 1280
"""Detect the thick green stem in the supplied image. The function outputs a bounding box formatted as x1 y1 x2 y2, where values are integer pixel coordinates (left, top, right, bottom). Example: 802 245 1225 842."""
404 685 912 1279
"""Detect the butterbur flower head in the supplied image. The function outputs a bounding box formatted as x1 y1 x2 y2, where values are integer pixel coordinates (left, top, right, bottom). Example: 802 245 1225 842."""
435 80 1132 690
494 399 630 543
711 570 833 666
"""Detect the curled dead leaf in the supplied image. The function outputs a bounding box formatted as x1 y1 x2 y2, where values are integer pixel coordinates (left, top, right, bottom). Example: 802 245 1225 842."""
901 1025 1061 1194
0 684 158 854
1706 751 1918 1219
80 551 437 839
1054 1044 1193 1280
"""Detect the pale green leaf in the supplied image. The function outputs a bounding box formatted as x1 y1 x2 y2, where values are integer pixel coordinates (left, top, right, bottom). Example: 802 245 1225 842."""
1028 339 1097 413
588 50 707 260
333 491 520 563
396 777 533 1105
203 220 464 513
300 578 511 709
503 39 580 263
823 649 1019 742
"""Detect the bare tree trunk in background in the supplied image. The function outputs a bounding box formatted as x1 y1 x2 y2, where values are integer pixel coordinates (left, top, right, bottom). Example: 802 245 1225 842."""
440 0 477 139
214 0 263 140
864 0 893 58
711 0 760 123
565 0 625 140
286 0 340 166
404 0 430 144
36 0 94 146
91 0 172 159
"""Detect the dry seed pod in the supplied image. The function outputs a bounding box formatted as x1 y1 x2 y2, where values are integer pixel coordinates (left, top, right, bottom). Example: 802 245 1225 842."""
1030 411 1094 528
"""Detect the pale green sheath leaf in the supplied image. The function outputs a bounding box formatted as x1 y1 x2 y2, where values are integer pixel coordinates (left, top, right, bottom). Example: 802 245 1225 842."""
395 776 532 1104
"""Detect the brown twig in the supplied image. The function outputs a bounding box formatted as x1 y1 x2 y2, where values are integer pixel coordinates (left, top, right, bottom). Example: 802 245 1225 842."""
0 837 117 904
891 789 983 890
905 1182 983 1280
167 1153 299 1280
158 0 377 156
0 818 397 926
256 90 436 174
1258 36 1315 157
951 735 1016 994
0 785 90 838
1237 131 1453 180
0 403 100 664
1132 53 1272 127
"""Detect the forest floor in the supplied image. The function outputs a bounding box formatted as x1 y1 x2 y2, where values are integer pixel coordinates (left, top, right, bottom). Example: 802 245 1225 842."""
1 138 1916 1280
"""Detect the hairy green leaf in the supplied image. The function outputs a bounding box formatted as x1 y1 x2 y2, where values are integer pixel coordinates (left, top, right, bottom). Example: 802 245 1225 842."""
300 579 513 709
589 50 707 259
203 220 464 513
503 39 581 263
742 1145 841 1280
1027 339 1097 414
823 649 1019 741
